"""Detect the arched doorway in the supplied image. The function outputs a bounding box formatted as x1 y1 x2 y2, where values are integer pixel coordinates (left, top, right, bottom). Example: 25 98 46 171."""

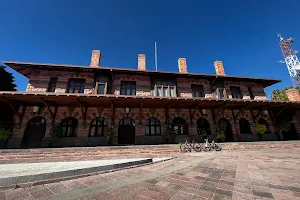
275 113 298 140
218 118 233 142
197 118 211 137
118 117 135 144
172 117 188 135
239 118 251 134
21 116 47 148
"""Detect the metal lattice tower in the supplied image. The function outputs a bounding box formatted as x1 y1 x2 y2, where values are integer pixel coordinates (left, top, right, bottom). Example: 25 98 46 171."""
277 33 300 87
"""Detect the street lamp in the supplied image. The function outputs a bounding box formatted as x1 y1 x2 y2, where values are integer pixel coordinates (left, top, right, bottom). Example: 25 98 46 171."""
33 106 40 115
125 106 131 116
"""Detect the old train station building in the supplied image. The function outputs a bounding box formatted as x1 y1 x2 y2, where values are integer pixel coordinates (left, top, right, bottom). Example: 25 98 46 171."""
1 50 300 148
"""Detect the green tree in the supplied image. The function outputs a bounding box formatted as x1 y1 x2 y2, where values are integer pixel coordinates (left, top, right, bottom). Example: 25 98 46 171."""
271 86 300 101
0 65 16 91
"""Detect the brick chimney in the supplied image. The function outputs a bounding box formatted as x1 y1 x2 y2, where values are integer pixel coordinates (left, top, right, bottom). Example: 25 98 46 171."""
214 61 226 75
286 88 300 101
90 50 101 67
138 54 146 70
178 58 188 73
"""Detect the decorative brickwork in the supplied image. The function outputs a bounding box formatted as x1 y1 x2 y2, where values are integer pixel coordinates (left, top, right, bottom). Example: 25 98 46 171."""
178 58 188 73
286 88 300 101
214 61 226 75
7 104 300 148
224 81 267 100
112 74 151 96
138 54 146 70
90 50 101 67
26 70 94 94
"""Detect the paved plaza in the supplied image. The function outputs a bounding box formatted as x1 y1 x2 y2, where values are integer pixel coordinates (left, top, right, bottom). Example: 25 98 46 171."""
1 148 300 200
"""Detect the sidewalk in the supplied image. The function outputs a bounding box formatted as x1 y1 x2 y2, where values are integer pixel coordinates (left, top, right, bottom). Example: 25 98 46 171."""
1 148 300 200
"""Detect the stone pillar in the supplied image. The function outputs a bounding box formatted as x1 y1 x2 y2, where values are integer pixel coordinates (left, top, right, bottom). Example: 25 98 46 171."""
214 61 226 75
178 58 188 73
138 54 146 70
286 88 300 101
90 50 101 67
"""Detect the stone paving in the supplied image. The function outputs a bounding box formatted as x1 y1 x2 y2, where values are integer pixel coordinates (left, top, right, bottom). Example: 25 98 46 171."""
1 148 300 200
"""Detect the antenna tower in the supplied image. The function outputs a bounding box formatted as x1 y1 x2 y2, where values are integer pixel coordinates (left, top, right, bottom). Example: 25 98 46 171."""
277 33 300 87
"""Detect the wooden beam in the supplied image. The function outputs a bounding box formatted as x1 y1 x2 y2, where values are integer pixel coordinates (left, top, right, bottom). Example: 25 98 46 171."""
211 108 216 125
165 103 171 124
253 104 272 122
233 103 252 123
77 98 88 125
0 97 22 122
231 109 236 124
215 102 226 117
275 104 293 119
40 98 56 124
250 109 255 123
139 102 143 125
189 108 193 125
191 103 201 119
111 101 115 126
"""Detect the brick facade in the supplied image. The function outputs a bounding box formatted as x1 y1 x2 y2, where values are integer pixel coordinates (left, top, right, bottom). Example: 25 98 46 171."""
26 70 94 94
286 88 300 101
3 52 299 148
7 101 294 148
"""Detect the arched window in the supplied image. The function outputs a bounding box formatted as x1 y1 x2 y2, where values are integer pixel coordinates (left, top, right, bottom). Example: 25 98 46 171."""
239 118 251 134
197 118 211 135
119 117 135 126
145 117 161 135
172 117 188 135
60 117 78 137
258 118 270 133
89 117 108 136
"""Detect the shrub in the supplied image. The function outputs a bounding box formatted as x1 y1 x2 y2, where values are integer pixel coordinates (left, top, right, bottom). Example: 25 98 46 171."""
216 133 225 140
253 123 267 134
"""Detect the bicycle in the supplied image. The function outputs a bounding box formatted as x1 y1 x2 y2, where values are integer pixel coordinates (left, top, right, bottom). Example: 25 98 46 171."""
202 139 222 151
210 140 222 151
180 140 202 152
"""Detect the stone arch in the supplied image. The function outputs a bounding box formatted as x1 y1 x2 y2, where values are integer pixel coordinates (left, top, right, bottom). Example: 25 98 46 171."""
172 117 188 135
145 117 161 135
60 117 78 137
21 116 47 148
239 118 251 134
218 118 234 142
197 118 211 136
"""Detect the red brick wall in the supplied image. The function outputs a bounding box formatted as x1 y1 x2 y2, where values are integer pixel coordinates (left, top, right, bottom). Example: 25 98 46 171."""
24 69 268 101
26 70 94 94
10 104 289 147
112 74 151 96
224 81 267 100
176 78 211 98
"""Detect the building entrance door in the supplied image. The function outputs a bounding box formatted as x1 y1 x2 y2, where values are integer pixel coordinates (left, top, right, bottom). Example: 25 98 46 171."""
21 116 47 148
118 117 135 144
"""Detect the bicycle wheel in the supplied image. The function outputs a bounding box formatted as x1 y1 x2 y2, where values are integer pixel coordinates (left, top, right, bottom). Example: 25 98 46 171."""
180 143 190 152
202 143 211 152
214 144 222 151
193 143 202 152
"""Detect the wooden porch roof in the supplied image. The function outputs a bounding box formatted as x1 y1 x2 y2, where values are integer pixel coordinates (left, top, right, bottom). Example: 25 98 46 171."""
0 92 299 111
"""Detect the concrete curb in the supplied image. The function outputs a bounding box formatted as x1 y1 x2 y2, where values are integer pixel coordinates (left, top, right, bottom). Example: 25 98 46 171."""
0 158 153 189
0 157 176 191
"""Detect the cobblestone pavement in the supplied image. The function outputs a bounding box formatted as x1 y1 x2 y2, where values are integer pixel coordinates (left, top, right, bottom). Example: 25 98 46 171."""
1 148 300 200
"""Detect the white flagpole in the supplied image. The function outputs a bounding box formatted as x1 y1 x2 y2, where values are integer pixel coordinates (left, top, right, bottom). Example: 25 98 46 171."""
155 42 158 71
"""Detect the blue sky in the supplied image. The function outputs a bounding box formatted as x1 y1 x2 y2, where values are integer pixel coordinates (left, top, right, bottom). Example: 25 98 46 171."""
1 0 300 98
